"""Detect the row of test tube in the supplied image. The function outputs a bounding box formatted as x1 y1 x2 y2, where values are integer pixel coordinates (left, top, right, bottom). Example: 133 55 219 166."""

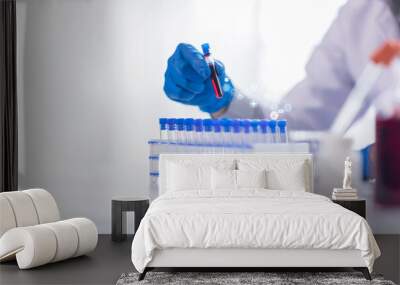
159 118 288 146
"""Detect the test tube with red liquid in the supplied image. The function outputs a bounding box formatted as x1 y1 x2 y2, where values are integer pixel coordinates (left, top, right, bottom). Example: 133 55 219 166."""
201 43 223 99
370 41 400 206
375 107 400 206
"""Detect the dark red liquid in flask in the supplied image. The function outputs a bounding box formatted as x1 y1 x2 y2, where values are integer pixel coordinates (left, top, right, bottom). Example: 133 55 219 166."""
375 108 400 206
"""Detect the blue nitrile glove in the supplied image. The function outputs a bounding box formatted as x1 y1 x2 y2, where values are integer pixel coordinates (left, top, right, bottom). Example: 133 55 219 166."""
163 43 234 114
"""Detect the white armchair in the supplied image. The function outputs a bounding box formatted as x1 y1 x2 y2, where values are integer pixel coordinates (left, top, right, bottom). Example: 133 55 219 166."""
0 189 98 269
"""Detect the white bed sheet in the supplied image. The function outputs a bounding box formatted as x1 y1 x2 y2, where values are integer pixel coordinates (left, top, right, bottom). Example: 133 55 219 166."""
131 190 380 273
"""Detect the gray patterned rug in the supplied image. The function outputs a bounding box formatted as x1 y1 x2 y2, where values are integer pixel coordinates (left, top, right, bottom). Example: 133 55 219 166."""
116 272 396 285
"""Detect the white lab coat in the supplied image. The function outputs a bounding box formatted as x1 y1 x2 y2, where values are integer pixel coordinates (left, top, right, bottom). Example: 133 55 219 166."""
223 0 400 139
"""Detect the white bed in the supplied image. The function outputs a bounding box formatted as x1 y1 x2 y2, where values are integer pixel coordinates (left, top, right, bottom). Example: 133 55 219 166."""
131 153 380 280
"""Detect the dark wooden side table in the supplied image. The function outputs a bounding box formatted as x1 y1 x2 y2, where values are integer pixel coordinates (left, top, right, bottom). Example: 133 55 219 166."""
332 199 366 218
112 197 149 242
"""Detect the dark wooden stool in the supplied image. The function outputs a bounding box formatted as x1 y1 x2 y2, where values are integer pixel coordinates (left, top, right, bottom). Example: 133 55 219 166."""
112 197 149 242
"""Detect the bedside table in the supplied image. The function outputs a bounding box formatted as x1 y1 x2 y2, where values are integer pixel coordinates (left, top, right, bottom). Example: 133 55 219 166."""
332 199 366 218
111 197 149 242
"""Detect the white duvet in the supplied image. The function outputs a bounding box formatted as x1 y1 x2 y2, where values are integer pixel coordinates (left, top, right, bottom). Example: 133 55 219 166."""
131 190 380 273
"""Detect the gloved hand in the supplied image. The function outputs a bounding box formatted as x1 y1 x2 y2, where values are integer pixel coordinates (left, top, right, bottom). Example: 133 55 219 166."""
163 43 234 114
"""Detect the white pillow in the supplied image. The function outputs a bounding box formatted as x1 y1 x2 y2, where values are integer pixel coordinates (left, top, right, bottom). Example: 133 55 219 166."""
166 162 211 191
211 168 236 190
236 169 267 189
211 169 268 190
238 159 308 191
266 168 306 191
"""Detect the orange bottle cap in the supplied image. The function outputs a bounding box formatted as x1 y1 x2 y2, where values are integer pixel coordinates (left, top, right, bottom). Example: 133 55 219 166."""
370 40 400 65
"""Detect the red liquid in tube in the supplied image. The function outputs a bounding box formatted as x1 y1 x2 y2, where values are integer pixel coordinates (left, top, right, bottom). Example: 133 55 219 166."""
375 108 400 206
208 61 223 99
201 43 223 99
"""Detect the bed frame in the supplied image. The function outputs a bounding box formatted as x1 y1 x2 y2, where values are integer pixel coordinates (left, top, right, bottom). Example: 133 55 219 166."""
139 248 371 280
138 154 372 281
